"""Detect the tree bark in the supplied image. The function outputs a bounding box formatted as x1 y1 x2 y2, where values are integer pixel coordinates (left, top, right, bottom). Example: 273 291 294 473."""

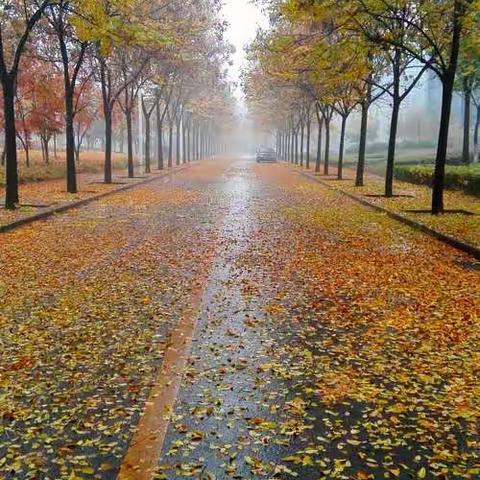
463 81 471 164
144 114 151 174
315 115 323 174
187 124 191 162
2 75 19 209
64 84 77 193
306 118 311 169
294 130 299 165
126 109 134 178
176 119 181 166
43 137 50 165
338 115 347 181
182 119 187 164
104 108 113 183
356 91 370 187
324 118 330 176
432 0 463 214
168 123 173 167
156 100 164 170
432 73 455 214
474 104 480 163
385 99 401 197
300 121 304 167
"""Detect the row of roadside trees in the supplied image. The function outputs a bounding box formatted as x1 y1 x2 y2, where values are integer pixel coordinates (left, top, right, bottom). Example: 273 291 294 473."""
0 0 235 209
243 0 480 214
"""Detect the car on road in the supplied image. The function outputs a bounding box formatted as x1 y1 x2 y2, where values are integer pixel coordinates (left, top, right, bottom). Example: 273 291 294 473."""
256 147 277 163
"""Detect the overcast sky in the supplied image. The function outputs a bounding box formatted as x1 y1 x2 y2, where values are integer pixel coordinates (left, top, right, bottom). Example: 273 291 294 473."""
222 0 268 103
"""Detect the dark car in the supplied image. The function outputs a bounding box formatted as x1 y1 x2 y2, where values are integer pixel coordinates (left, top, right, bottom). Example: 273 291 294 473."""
256 147 277 163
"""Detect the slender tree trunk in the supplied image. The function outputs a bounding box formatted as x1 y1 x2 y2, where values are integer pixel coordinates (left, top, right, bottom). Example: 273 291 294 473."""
43 138 49 165
306 118 311 169
324 118 330 176
432 74 455 214
168 123 173 167
22 137 30 167
176 119 181 166
53 132 58 159
356 95 370 187
315 115 323 174
64 84 77 193
385 99 401 197
3 75 19 208
300 122 304 166
294 130 299 165
182 120 187 164
286 131 291 162
144 114 151 174
126 110 134 178
156 101 164 170
41 137 45 163
474 104 480 163
338 115 347 180
432 3 462 214
104 108 113 183
463 82 471 164
99 58 113 184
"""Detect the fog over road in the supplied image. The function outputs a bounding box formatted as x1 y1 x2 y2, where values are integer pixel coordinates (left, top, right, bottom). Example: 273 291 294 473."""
0 158 479 479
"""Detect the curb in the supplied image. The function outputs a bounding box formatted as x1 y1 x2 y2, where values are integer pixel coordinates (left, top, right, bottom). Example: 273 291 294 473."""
295 168 480 261
0 164 193 235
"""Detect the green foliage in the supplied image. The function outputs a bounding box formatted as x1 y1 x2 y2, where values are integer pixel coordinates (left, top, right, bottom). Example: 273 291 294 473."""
394 164 480 195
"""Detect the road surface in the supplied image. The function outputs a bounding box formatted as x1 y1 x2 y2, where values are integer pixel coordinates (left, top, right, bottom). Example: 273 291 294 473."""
0 158 479 480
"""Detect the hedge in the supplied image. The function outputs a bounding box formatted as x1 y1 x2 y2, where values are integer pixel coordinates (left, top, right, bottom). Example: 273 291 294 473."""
394 164 480 195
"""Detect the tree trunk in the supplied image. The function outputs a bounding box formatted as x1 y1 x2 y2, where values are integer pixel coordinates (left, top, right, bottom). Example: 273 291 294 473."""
432 74 455 214
176 119 181 166
432 2 463 214
2 75 19 209
385 99 401 197
53 133 58 159
64 84 77 194
463 82 471 164
156 101 164 170
324 118 330 176
338 115 347 180
43 138 50 165
315 116 323 174
104 108 113 183
168 123 173 167
41 137 45 163
182 120 187 164
306 118 311 169
144 114 151 174
356 96 370 187
187 125 191 162
300 121 304 166
286 131 291 162
294 130 299 165
126 110 134 178
474 104 480 163
22 136 30 167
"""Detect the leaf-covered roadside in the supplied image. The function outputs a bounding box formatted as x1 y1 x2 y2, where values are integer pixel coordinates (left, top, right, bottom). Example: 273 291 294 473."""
297 164 480 249
0 163 227 479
